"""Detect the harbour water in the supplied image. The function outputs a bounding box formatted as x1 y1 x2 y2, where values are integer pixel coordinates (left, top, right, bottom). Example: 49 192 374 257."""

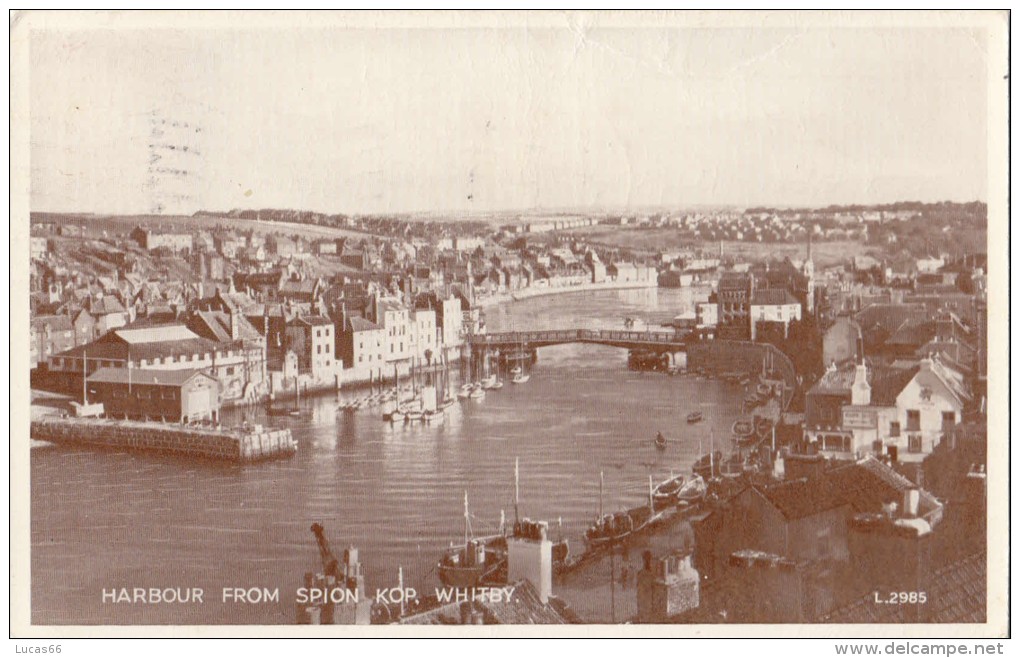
30 287 752 625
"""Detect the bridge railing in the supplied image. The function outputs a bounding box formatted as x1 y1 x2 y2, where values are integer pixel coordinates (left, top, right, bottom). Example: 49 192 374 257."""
471 329 687 345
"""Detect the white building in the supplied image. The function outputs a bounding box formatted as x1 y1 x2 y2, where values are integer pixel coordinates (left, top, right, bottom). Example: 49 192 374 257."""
812 357 968 463
374 298 411 364
410 307 438 363
749 288 802 340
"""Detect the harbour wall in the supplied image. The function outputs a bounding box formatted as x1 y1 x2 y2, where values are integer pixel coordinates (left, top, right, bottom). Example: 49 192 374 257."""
30 417 296 462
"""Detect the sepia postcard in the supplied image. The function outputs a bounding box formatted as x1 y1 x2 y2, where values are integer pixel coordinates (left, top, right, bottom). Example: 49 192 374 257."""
9 10 1009 639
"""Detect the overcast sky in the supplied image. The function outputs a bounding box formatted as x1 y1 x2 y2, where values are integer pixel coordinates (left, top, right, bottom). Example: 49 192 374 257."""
29 20 992 215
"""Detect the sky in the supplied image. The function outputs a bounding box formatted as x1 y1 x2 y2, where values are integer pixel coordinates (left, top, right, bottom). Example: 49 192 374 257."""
28 18 993 215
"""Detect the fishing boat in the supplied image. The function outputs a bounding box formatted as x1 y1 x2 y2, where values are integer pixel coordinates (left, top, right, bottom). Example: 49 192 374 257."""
437 492 508 587
676 474 707 505
405 408 424 422
458 384 473 400
655 431 668 450
719 454 745 479
693 451 723 480
511 372 530 384
652 472 687 506
509 365 523 377
686 411 703 424
484 379 504 391
468 385 485 400
423 409 445 425
584 474 665 549
437 461 570 588
732 419 755 438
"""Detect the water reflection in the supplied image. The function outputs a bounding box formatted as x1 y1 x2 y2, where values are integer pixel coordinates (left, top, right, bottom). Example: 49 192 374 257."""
31 288 740 624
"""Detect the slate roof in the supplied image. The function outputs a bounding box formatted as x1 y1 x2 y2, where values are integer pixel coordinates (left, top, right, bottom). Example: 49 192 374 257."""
855 303 929 332
868 366 920 405
32 314 73 333
885 318 936 348
756 456 942 524
188 311 263 343
347 317 382 332
821 552 986 623
754 478 850 520
88 295 127 315
54 328 225 363
293 315 333 327
809 366 858 395
750 288 800 306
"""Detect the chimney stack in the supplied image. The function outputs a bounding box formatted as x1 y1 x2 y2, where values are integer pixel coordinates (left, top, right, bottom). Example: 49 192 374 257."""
636 551 700 623
903 489 920 518
851 360 871 406
506 519 553 603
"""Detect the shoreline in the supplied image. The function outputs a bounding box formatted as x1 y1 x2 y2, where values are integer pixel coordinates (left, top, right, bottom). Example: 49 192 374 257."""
474 280 658 308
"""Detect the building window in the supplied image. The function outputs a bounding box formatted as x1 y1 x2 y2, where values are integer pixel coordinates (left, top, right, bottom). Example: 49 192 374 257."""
908 434 923 453
226 366 235 376
906 410 921 432
942 411 956 430
889 421 900 438
316 329 321 338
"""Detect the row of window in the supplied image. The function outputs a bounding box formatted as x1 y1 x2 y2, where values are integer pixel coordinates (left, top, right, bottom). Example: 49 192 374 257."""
111 389 178 400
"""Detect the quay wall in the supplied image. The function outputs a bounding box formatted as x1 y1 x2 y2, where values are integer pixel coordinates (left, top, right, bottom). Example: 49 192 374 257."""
30 417 296 463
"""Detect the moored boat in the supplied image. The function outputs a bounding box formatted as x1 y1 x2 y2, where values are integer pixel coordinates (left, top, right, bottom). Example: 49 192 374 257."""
655 432 668 450
719 454 745 479
652 472 686 506
692 450 723 480
732 419 755 438
676 474 707 504
468 386 485 400
511 373 530 384
686 411 703 424
584 473 664 549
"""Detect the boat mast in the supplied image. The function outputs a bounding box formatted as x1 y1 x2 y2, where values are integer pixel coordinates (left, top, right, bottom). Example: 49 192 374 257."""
514 457 520 524
709 429 715 475
397 566 405 618
648 475 654 511
463 490 471 546
82 349 88 404
599 471 604 518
